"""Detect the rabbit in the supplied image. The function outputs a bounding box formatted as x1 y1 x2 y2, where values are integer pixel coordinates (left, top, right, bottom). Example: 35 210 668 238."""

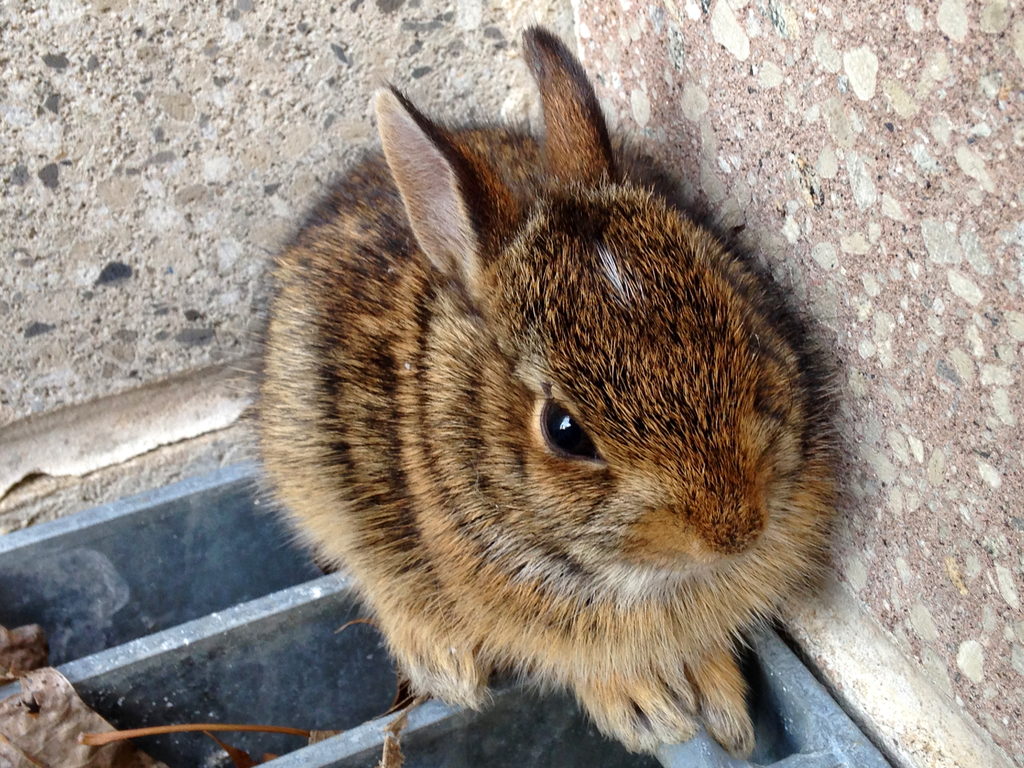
257 26 835 757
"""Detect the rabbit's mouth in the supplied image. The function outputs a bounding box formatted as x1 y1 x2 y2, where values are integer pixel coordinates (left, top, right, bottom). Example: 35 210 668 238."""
590 533 761 602
620 501 766 566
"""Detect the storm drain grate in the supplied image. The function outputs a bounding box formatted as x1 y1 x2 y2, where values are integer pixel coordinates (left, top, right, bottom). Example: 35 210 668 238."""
0 464 890 767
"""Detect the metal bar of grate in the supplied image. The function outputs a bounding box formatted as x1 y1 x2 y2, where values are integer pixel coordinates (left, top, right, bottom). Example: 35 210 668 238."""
0 465 890 768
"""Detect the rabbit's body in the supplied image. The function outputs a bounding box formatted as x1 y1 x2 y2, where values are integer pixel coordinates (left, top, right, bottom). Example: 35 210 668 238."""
259 30 834 756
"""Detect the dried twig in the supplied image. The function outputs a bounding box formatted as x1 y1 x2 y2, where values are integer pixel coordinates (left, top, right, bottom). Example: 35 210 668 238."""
80 722 310 747
334 617 380 634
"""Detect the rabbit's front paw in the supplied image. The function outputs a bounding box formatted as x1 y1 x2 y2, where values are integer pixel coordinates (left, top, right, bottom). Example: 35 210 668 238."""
687 646 755 758
393 635 488 710
576 671 701 753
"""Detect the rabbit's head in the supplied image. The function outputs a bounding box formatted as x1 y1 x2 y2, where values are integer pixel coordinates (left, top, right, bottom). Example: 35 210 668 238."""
372 28 833 604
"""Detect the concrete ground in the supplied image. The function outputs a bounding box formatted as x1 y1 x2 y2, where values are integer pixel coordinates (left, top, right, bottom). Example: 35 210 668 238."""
2 2 1020 767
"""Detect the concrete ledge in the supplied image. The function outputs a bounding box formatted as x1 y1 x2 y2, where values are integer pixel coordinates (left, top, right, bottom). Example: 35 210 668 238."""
0 363 250 502
788 581 1015 768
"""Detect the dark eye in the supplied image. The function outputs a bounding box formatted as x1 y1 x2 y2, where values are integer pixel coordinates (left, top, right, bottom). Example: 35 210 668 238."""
541 400 600 461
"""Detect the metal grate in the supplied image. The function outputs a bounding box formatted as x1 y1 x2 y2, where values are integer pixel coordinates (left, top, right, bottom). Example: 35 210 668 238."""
0 465 890 767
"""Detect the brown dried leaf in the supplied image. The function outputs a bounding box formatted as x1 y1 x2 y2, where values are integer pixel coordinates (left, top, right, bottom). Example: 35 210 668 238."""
376 732 404 768
0 667 169 768
203 731 256 768
375 707 411 768
0 625 48 684
384 676 415 716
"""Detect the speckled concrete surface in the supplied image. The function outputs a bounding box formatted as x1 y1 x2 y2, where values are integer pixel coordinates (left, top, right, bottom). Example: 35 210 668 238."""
0 0 571 426
572 0 1022 762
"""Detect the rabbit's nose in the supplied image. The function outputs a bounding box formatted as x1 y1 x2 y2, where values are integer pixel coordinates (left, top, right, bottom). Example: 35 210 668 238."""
621 493 766 566
688 495 766 555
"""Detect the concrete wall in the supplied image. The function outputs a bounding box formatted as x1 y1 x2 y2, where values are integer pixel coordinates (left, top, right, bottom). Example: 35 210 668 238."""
2 2 1020 766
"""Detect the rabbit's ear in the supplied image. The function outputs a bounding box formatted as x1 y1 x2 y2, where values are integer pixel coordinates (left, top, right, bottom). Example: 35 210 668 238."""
375 88 510 294
523 27 615 185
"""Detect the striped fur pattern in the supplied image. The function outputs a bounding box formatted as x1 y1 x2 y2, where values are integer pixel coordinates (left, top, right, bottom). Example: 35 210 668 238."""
258 28 835 756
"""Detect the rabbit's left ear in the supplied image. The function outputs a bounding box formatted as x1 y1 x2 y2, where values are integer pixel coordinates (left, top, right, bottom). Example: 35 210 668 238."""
523 27 615 186
375 88 513 298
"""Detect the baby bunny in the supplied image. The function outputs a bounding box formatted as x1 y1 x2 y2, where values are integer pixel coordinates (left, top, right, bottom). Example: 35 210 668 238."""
258 27 834 756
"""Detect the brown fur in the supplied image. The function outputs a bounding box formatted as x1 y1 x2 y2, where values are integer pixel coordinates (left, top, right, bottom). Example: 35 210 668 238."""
258 27 835 756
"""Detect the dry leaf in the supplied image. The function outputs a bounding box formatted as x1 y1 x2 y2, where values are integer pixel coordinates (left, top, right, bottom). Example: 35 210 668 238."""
0 667 169 768
0 625 48 684
376 732 404 768
204 732 256 768
200 734 278 767
375 707 411 768
384 676 415 716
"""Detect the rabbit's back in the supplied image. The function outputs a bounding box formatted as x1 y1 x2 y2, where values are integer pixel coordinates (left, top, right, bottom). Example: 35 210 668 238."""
259 128 542 577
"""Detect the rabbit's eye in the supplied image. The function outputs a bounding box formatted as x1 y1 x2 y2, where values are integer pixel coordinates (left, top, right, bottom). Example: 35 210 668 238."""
541 400 600 461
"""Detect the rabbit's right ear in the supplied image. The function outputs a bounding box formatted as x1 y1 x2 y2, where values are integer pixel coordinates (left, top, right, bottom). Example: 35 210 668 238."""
523 27 615 185
375 88 512 298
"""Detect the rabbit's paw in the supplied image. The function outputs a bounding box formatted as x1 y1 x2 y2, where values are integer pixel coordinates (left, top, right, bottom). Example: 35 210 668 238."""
575 672 701 754
394 636 488 710
687 647 755 758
